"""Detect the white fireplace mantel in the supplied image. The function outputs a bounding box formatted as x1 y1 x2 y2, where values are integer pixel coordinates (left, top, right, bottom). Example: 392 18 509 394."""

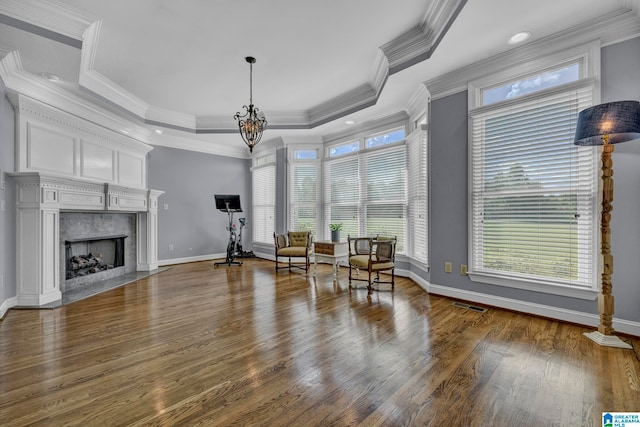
12 172 163 307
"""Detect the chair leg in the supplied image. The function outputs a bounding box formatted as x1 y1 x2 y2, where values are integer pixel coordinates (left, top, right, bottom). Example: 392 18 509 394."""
392 268 395 289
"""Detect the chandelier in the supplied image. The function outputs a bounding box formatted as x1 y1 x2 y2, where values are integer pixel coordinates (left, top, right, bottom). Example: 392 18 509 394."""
234 56 267 153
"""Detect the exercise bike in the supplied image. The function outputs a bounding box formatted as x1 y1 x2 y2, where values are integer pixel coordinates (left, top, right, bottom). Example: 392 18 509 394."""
214 195 243 267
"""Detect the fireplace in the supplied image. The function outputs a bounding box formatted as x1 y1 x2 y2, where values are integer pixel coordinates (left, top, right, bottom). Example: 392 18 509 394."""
12 173 163 306
10 95 163 307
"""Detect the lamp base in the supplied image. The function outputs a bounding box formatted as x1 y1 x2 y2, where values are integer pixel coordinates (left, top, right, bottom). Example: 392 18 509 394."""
583 331 632 349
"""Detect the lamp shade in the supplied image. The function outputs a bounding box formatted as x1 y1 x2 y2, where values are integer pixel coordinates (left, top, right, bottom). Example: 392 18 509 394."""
574 100 640 146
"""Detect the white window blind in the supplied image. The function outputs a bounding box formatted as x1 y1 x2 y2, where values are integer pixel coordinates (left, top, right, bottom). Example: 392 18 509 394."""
252 163 276 245
470 83 596 288
361 146 406 253
323 155 360 240
290 164 318 236
323 144 407 253
407 127 428 263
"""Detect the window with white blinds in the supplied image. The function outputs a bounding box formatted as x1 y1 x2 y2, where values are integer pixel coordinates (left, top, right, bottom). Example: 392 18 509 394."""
407 126 428 264
252 160 276 245
470 80 597 291
323 155 360 240
362 146 406 252
289 163 318 236
323 143 407 253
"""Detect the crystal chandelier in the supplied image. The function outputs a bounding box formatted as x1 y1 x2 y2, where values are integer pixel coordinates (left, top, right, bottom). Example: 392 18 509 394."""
233 56 267 153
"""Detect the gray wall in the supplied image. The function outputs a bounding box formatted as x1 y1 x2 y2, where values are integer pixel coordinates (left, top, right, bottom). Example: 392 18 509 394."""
275 147 288 236
428 36 640 322
0 82 16 305
147 145 251 261
599 36 640 322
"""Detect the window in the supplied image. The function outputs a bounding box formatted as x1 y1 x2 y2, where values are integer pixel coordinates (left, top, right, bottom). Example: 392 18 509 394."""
323 155 360 239
362 147 406 251
289 163 318 236
365 128 405 148
482 63 580 105
469 57 598 297
328 141 359 157
293 149 318 160
407 126 428 263
252 153 276 244
323 141 407 253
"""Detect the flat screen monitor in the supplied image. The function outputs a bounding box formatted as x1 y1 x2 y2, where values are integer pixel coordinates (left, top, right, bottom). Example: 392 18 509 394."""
214 194 242 212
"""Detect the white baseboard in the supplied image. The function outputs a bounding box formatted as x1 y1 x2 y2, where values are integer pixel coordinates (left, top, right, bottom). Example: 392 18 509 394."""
158 253 226 266
0 296 18 320
253 251 275 261
426 282 640 337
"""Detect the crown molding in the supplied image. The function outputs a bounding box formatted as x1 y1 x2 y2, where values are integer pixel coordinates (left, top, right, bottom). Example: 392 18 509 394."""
370 51 390 97
146 105 197 131
149 133 250 159
425 8 640 100
406 83 430 121
308 83 378 126
2 0 465 134
0 0 94 42
79 21 150 120
1 50 152 144
381 0 467 75
302 0 464 128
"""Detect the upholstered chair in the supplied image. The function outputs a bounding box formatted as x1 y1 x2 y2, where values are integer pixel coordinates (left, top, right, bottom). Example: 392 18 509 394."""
347 235 397 292
274 231 312 272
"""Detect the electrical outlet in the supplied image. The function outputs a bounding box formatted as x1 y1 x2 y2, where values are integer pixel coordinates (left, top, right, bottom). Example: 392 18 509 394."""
168 244 174 251
460 264 468 275
445 262 452 273
164 203 169 210
0 169 5 190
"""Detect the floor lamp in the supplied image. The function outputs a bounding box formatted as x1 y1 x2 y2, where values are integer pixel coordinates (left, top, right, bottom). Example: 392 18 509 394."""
574 100 640 349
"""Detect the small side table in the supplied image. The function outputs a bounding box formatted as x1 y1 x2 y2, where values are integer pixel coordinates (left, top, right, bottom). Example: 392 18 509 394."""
313 241 349 280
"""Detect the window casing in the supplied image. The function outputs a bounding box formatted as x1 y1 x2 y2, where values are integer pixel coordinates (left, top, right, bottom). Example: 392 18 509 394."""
468 51 598 298
252 153 276 245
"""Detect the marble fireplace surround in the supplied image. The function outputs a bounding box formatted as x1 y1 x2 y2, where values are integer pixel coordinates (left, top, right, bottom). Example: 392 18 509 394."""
13 173 163 307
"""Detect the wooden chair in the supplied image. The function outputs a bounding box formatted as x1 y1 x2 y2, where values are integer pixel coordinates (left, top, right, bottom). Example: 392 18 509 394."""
347 235 397 292
274 231 312 272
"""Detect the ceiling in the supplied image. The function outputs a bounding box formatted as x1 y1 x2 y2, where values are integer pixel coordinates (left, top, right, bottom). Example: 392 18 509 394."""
0 0 638 157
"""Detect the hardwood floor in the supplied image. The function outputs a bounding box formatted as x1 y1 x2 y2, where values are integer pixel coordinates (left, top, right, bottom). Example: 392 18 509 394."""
1 258 639 426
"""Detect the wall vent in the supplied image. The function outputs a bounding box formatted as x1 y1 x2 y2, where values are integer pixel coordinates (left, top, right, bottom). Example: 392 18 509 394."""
452 301 487 313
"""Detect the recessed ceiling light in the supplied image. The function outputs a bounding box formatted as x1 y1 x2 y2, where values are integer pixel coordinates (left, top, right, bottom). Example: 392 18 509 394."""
345 120 355 125
508 31 531 45
154 129 163 134
39 72 61 82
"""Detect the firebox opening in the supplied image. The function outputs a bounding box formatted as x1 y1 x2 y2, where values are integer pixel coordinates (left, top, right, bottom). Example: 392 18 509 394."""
65 235 127 280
